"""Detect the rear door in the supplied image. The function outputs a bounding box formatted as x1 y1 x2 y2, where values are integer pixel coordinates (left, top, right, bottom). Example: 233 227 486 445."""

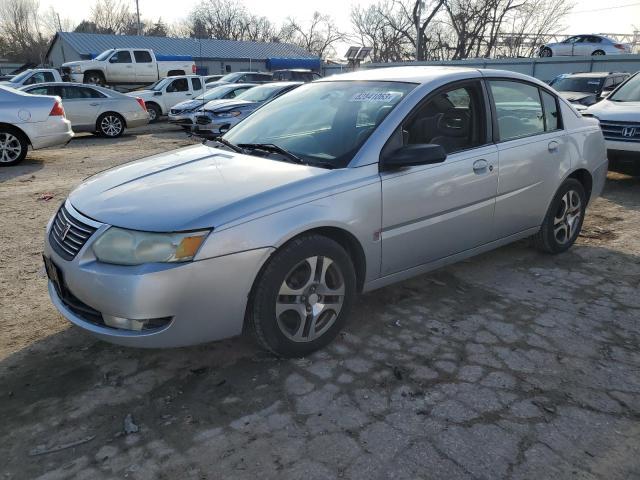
380 80 499 275
190 77 204 96
60 85 104 128
488 79 570 238
133 50 155 83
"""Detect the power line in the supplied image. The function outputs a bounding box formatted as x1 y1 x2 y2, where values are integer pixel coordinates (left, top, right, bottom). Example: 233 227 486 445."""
571 2 640 14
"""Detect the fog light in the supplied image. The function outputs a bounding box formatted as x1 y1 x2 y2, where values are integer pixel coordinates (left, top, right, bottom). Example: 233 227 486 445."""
102 314 172 331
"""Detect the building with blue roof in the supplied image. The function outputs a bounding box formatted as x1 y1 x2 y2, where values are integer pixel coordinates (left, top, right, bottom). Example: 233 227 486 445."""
46 32 320 75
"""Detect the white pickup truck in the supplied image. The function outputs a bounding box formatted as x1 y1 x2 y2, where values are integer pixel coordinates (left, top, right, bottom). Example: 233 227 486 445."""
0 68 63 89
128 75 205 122
61 48 196 86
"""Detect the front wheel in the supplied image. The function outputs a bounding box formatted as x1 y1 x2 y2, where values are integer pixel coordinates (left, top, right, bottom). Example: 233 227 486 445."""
146 103 161 123
592 50 605 56
540 47 552 57
0 128 28 166
83 72 105 85
248 234 356 358
97 113 125 138
531 179 586 254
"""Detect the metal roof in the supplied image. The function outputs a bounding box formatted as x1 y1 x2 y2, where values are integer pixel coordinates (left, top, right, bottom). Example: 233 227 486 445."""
49 32 318 61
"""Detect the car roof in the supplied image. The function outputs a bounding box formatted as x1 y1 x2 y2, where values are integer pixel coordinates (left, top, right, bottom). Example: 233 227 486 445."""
318 66 550 88
562 72 623 78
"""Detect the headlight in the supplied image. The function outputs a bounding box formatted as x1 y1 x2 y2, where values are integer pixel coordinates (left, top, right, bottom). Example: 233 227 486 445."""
70 65 82 73
92 227 210 265
214 110 241 118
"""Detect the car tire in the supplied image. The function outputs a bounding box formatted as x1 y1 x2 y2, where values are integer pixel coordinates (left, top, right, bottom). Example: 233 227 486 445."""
531 178 586 254
97 112 125 138
0 127 28 166
83 72 105 85
540 47 552 57
248 234 357 358
592 50 605 56
146 103 161 123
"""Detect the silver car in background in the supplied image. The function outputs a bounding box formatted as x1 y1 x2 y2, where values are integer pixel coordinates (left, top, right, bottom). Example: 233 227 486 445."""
540 35 632 57
21 83 149 138
43 67 607 357
168 83 255 130
191 82 301 139
0 85 73 166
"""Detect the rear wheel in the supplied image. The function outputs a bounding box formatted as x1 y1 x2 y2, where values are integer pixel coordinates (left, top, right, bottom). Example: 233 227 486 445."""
540 47 552 57
83 71 105 85
592 50 605 56
531 179 586 254
248 234 356 358
145 103 161 123
97 113 125 137
0 128 28 166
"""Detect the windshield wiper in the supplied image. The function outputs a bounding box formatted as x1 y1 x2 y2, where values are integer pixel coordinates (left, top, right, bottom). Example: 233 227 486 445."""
212 137 243 153
305 160 336 170
238 143 304 164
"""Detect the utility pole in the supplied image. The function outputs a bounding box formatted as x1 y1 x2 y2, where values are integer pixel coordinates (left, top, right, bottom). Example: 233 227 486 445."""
415 0 424 61
135 0 141 35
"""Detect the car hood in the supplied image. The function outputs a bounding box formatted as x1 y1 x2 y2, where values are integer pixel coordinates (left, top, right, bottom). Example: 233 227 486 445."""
559 91 596 103
202 99 254 112
171 98 208 111
126 90 156 100
0 81 14 87
586 99 640 122
62 60 92 68
68 144 329 232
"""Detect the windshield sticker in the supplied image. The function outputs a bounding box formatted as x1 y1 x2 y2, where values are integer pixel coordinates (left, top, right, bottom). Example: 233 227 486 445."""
587 81 601 85
350 92 400 102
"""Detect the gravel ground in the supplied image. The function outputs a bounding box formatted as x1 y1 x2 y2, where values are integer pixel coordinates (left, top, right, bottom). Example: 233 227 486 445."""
1 126 639 479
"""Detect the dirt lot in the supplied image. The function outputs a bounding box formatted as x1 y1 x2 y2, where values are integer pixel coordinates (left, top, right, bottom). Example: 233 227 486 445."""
1 126 639 479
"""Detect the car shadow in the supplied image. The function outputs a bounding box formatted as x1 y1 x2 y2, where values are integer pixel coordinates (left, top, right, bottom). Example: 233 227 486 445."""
600 171 640 211
0 156 44 183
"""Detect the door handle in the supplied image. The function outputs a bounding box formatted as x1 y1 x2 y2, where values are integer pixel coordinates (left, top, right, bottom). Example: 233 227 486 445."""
89 103 99 106
548 141 559 153
473 159 489 173
126 65 133 68
186 93 192 96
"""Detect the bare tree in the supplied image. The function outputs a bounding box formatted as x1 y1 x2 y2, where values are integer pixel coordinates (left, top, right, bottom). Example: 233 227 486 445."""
0 0 50 63
89 0 136 35
282 12 345 59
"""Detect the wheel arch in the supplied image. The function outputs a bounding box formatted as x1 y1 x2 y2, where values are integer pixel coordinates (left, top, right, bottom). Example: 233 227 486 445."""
0 122 31 145
83 70 105 81
566 168 593 202
145 101 163 113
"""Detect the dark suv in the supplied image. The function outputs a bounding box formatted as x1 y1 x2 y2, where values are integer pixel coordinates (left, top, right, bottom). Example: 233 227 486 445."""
271 69 322 82
549 71 630 110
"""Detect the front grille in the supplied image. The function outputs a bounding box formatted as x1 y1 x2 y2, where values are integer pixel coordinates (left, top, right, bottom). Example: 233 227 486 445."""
196 115 211 125
600 121 640 143
49 205 97 261
61 66 71 75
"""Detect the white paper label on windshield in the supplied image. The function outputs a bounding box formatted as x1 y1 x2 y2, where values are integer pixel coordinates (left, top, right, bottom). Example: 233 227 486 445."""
350 92 400 102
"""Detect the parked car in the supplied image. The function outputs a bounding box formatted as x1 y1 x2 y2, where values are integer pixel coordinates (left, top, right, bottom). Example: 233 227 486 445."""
586 71 640 175
550 72 630 110
203 74 224 87
0 68 63 88
0 85 73 166
128 75 205 122
271 69 322 82
61 48 196 86
42 67 607 356
168 83 255 130
191 82 301 138
539 35 632 57
206 71 273 88
21 82 149 138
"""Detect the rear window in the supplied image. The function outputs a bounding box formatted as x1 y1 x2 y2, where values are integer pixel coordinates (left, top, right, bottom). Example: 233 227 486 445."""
134 51 153 63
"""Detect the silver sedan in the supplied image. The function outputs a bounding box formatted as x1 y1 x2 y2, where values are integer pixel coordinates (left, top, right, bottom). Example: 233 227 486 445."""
21 82 149 137
43 67 608 357
539 35 632 57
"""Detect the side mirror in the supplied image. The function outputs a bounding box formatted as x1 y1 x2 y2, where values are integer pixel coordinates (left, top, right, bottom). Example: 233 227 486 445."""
382 144 447 170
154 91 162 96
108 56 117 63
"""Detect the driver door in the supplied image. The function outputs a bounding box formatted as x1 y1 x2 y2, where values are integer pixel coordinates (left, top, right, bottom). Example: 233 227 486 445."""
380 81 498 276
106 50 133 83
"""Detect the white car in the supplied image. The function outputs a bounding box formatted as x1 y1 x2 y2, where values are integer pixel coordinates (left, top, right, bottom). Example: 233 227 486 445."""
540 35 632 57
0 68 62 88
128 75 205 122
21 83 149 138
0 85 73 166
586 72 640 175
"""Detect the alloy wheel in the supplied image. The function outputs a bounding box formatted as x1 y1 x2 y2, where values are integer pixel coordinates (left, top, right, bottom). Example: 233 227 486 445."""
276 256 345 343
0 133 22 163
100 115 123 137
553 190 582 244
147 108 157 121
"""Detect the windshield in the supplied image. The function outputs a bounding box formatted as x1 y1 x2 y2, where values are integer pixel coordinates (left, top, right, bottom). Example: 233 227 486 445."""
235 84 289 103
9 70 33 83
147 78 170 91
551 77 603 94
94 49 115 61
609 74 640 102
219 72 243 82
223 81 416 169
195 84 238 101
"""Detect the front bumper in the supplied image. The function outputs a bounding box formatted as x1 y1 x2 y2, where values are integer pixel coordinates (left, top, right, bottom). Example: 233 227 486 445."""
604 139 640 154
44 201 273 348
168 112 195 124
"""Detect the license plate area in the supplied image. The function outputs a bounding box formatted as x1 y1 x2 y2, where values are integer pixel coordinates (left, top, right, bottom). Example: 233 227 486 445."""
43 255 64 297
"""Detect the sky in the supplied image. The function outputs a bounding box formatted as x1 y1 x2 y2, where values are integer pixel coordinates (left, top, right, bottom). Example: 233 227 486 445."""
40 0 640 58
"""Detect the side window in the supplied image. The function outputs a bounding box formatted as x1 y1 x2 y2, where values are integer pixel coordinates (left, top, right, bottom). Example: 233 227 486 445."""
541 91 561 131
27 87 49 95
134 50 152 63
191 77 202 91
30 72 46 84
603 78 614 89
111 51 132 63
167 78 188 92
589 36 602 43
489 80 544 141
44 72 55 82
404 83 485 154
82 87 106 98
238 74 248 82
